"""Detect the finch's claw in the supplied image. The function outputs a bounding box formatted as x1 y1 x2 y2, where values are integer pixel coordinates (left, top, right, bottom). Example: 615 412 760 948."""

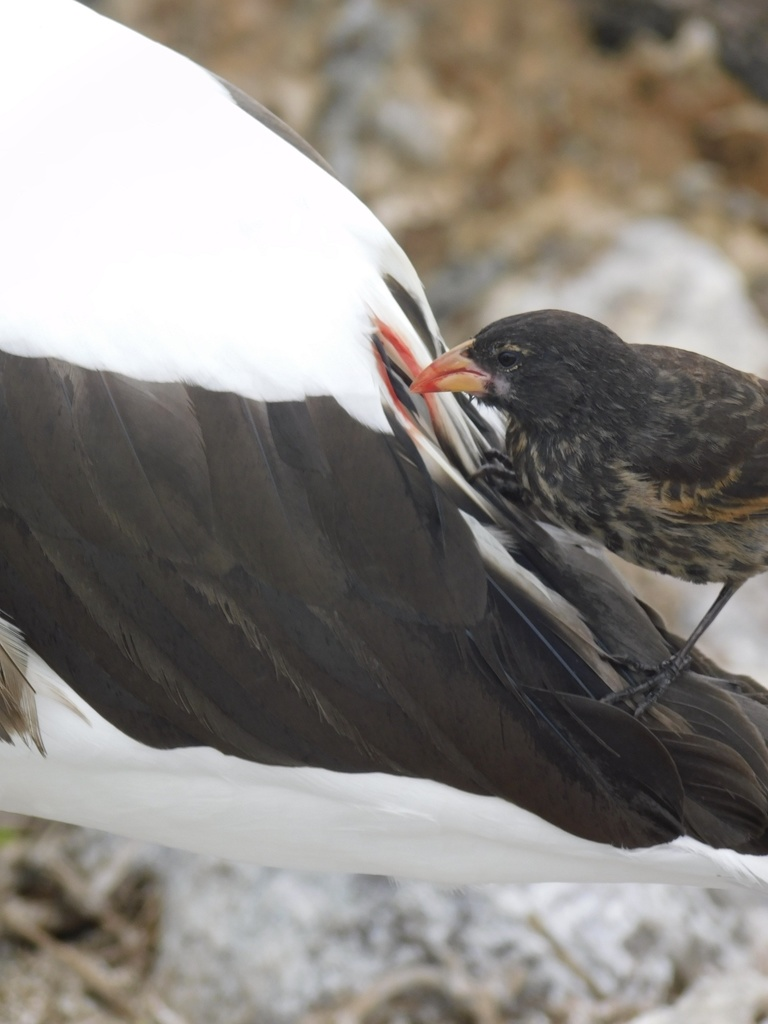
471 450 525 503
481 448 518 471
602 652 693 716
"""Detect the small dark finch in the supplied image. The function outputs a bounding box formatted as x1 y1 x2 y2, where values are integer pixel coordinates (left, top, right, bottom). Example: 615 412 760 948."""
411 309 768 709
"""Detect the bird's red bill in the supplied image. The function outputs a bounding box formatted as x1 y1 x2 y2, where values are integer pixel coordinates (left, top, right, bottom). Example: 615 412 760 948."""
410 340 492 395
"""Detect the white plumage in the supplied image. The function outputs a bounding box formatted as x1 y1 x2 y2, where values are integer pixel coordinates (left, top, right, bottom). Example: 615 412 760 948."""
0 0 433 428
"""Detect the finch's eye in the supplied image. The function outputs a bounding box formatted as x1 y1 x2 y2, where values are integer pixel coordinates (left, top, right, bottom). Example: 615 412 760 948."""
497 350 519 369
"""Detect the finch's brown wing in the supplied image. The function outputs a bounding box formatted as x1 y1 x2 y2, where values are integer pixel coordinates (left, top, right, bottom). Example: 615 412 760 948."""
628 346 768 522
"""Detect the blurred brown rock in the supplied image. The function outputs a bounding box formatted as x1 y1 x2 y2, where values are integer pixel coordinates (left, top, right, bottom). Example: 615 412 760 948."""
573 0 768 101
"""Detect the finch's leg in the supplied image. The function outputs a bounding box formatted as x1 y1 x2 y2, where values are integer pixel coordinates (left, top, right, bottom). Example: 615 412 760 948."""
603 581 742 716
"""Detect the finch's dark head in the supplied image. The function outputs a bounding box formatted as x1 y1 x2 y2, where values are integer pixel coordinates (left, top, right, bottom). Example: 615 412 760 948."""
411 309 635 429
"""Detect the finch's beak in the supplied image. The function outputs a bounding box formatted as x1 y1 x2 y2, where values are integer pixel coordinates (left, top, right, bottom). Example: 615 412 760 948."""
410 340 493 395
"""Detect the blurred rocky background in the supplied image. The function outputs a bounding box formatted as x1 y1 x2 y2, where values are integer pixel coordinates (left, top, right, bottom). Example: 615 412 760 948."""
5 0 768 1020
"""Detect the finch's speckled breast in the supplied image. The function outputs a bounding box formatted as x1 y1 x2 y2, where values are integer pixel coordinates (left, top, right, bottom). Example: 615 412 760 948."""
507 419 768 586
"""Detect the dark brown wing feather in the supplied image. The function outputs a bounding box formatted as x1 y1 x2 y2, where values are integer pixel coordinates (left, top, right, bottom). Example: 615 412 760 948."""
0 347 767 852
0 639 42 753
629 344 768 522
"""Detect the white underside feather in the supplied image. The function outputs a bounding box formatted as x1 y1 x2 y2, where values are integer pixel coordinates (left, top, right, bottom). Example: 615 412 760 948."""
0 661 764 892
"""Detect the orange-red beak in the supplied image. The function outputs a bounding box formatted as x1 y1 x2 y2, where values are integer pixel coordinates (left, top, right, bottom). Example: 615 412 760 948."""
410 340 492 395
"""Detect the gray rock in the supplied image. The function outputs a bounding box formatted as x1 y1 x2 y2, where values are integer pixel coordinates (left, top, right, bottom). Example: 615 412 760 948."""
480 217 768 374
632 969 768 1024
315 0 410 186
149 853 767 1024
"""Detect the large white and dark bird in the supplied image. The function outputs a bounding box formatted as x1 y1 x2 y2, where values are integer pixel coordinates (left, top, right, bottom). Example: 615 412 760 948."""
1 0 768 891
